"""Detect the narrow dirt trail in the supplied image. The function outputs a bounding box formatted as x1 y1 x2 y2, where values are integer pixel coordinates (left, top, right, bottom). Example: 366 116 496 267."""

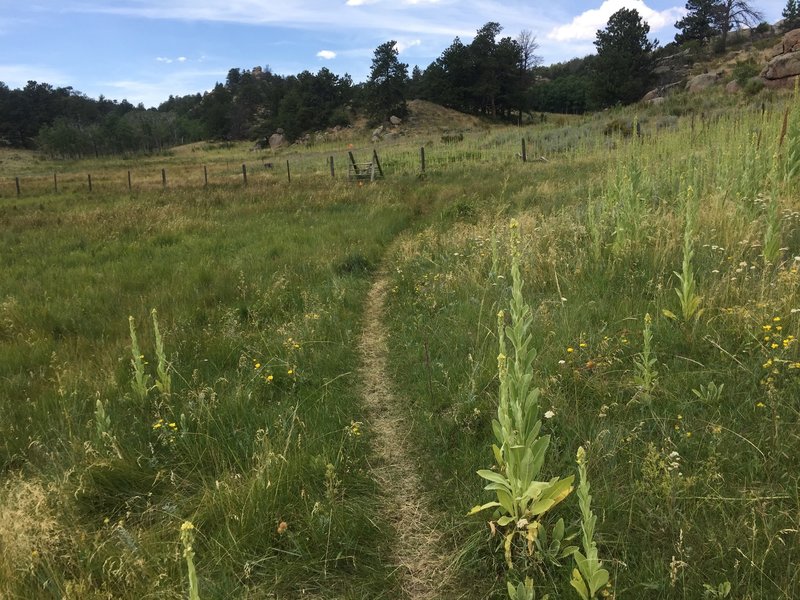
358 276 451 600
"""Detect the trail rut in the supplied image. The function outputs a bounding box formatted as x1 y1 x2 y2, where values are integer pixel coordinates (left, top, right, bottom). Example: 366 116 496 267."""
358 276 450 599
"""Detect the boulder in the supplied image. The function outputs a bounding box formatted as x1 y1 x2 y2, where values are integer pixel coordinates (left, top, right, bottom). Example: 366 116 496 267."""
389 115 402 126
686 72 720 93
761 52 800 80
372 126 384 137
725 80 741 94
641 89 659 102
783 28 800 53
762 74 800 89
268 133 286 149
647 96 666 106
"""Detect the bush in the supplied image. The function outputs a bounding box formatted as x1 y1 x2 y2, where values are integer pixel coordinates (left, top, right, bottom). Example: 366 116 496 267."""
733 60 760 86
743 77 765 96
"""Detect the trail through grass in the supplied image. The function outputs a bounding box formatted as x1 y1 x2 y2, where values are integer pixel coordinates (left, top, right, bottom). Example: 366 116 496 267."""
359 275 452 599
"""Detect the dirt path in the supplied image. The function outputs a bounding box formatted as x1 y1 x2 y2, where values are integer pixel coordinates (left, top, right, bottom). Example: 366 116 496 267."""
358 276 451 600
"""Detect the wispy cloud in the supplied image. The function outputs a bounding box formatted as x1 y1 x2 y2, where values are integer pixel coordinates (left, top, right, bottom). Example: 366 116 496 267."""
394 39 421 53
548 0 684 42
101 68 227 107
0 63 71 88
317 50 336 59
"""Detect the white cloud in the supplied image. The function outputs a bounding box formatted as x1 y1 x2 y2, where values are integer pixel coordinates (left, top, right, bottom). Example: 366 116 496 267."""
394 39 421 53
156 56 191 64
548 0 684 42
317 49 336 59
101 68 227 107
345 0 378 5
0 63 71 88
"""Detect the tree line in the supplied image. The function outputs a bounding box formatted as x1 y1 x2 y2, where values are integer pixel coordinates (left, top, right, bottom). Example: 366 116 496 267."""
0 0 787 157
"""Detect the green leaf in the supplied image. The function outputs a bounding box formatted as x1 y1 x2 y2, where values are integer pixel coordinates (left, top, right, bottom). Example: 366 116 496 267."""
570 569 590 600
530 498 555 515
496 488 515 515
552 518 565 542
661 308 677 320
497 515 514 527
478 470 511 489
467 501 501 516
538 476 575 509
590 568 610 594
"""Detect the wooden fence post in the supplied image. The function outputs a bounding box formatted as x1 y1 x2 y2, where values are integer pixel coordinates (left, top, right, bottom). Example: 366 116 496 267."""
127 170 132 192
242 163 248 185
53 173 58 193
161 168 167 189
203 165 208 187
420 147 426 174
88 174 92 193
329 156 335 178
521 138 527 162
372 149 383 178
15 177 20 197
286 160 291 183
348 151 359 176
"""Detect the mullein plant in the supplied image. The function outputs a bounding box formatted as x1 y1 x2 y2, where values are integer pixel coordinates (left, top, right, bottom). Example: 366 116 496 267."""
181 521 201 600
129 315 152 401
470 220 574 584
664 185 703 323
151 308 172 397
631 313 658 405
783 80 800 186
570 447 611 600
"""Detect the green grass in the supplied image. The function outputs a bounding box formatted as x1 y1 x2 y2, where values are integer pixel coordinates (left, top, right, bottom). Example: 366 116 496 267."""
2 87 800 599
382 92 800 598
0 180 417 598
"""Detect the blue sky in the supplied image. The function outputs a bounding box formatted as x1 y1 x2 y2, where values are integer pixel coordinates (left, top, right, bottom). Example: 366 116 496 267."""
0 0 788 107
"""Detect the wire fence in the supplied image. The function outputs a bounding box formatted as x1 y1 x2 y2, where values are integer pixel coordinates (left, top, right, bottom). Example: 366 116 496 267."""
0 135 576 199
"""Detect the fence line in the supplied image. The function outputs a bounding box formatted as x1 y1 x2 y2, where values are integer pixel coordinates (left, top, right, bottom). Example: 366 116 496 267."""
2 140 561 199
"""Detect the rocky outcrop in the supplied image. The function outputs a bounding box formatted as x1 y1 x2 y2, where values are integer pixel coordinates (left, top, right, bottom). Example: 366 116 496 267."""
652 49 692 88
686 71 722 93
761 28 800 89
269 131 287 149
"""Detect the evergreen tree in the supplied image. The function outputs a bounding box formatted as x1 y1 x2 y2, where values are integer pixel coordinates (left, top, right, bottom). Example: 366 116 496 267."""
675 0 721 44
593 8 656 107
783 0 800 31
715 0 763 51
364 40 409 122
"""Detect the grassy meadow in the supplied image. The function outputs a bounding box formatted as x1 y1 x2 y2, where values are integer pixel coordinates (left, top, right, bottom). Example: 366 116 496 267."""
1 87 800 599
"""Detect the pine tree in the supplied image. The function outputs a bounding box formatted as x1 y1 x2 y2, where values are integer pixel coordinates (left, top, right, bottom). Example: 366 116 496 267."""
593 8 656 107
675 0 720 44
364 41 409 122
783 0 800 31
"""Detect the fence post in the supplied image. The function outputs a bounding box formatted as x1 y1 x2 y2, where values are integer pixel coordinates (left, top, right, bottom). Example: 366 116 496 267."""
127 170 132 192
204 165 208 187
329 156 335 178
161 168 167 189
521 138 527 162
88 174 92 193
420 147 426 174
242 163 248 185
15 176 20 197
286 160 291 183
53 173 58 194
348 151 359 176
372 149 383 178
